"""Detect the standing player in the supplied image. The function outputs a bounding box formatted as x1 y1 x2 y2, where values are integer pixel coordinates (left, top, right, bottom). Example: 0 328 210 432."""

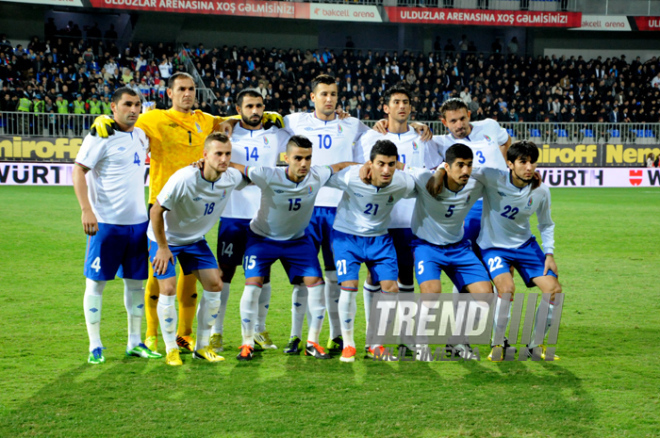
212 89 290 353
357 84 442 335
91 72 283 354
149 133 247 366
282 74 369 354
471 141 562 361
232 136 357 361
409 144 493 358
73 87 160 364
326 140 416 362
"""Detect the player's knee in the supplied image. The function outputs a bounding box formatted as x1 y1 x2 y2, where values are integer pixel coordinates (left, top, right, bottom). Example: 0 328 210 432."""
497 284 515 296
85 278 106 295
220 264 236 282
205 280 223 293
549 283 562 297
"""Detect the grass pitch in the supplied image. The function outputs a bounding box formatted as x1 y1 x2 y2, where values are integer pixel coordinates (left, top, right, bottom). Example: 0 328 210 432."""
0 187 658 437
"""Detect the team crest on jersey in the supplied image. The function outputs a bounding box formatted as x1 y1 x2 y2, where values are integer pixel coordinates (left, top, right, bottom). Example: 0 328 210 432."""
220 189 227 199
525 197 533 209
484 135 492 142
337 125 343 134
263 137 269 145
386 195 394 205
308 186 314 195
412 141 418 151
193 197 202 201
465 195 471 205
168 123 178 128
195 122 202 133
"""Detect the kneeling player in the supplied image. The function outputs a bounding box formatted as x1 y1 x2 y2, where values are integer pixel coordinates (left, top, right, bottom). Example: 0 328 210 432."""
409 144 493 358
327 140 416 362
149 133 247 365
234 135 356 361
472 141 562 361
73 87 160 364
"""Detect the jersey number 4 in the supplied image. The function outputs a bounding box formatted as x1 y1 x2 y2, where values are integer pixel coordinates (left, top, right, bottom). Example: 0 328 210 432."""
133 152 141 166
244 147 260 161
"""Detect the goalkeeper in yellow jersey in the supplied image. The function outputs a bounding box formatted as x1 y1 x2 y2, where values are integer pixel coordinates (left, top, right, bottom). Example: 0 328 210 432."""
91 72 283 354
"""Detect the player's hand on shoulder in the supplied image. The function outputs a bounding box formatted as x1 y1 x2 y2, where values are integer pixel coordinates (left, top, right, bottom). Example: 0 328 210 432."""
531 171 542 190
373 118 388 134
90 115 117 138
360 161 373 184
411 122 432 141
544 254 558 276
217 119 238 137
336 108 350 120
263 111 284 129
426 168 446 197
153 246 175 276
81 209 98 236
191 158 204 169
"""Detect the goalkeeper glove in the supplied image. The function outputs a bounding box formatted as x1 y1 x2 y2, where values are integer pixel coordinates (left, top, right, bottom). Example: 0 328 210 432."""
263 111 284 129
90 115 118 138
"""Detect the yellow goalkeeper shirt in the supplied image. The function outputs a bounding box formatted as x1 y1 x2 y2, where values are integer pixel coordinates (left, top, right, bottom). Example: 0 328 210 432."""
136 108 224 204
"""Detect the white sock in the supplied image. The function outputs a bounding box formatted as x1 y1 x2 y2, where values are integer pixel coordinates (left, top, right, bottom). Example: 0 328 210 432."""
491 295 512 345
338 288 357 349
290 285 308 339
306 284 326 345
363 282 381 334
84 279 105 352
196 290 221 350
255 282 271 333
123 279 144 350
240 284 261 346
324 271 341 339
157 294 177 351
529 299 555 348
212 282 231 335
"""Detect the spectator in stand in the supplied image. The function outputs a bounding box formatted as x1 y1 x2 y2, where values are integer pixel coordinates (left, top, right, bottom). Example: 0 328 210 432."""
647 153 656 168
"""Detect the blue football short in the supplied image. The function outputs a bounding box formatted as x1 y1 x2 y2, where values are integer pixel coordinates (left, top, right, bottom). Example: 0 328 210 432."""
411 237 490 291
84 221 148 281
306 206 337 272
480 236 557 287
388 227 415 274
217 217 250 266
331 229 399 284
243 229 322 282
463 199 483 252
148 238 218 280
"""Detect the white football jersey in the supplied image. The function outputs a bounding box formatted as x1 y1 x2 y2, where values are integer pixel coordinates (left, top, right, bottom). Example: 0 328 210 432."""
408 167 484 246
327 165 416 237
433 119 509 172
222 124 289 219
248 165 333 240
284 112 369 207
148 167 246 246
75 128 149 225
358 127 443 228
472 168 555 254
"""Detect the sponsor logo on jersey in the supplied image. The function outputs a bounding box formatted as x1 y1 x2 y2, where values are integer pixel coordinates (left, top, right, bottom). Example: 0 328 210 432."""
387 195 394 204
193 197 202 201
274 189 285 193
168 123 178 128
195 122 202 133
117 146 126 152
305 127 314 131
497 191 507 197
354 192 364 197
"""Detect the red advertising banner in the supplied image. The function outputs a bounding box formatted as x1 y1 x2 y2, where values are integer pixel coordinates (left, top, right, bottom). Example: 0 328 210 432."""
384 7 581 27
89 0 310 19
632 16 660 31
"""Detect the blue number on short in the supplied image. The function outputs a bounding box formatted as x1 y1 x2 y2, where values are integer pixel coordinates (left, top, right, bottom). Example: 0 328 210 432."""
317 134 332 149
133 152 141 166
445 204 455 217
244 147 260 161
204 202 215 215
476 150 485 164
288 198 301 211
500 205 519 220
364 203 379 215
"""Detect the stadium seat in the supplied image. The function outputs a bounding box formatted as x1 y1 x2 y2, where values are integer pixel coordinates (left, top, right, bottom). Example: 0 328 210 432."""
530 129 541 138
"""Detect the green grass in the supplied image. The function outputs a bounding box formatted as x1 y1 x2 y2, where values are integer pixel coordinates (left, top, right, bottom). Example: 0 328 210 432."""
0 187 659 437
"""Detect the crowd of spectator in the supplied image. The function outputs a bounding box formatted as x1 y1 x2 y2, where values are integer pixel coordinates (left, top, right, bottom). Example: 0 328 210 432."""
2 23 660 129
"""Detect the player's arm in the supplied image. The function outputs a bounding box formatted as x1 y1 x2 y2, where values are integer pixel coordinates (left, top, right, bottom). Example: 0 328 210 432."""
149 201 175 275
72 164 98 236
372 119 432 141
425 165 446 197
536 188 557 276
499 135 512 161
330 161 359 174
359 160 405 184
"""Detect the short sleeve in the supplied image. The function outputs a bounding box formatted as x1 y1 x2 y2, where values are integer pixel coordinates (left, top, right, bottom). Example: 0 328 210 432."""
75 134 106 170
246 166 274 189
157 172 184 211
401 172 418 199
276 129 291 154
314 165 334 186
489 119 509 145
227 167 249 191
326 166 351 190
424 141 443 169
